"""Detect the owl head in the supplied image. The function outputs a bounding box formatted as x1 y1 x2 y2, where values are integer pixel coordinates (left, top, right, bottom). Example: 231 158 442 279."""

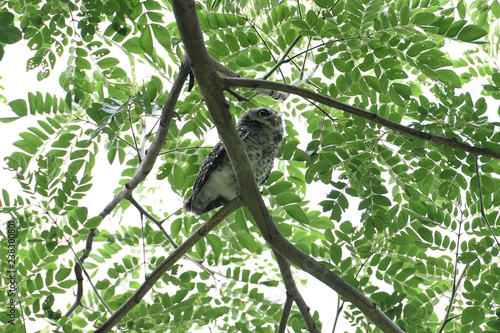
238 107 283 130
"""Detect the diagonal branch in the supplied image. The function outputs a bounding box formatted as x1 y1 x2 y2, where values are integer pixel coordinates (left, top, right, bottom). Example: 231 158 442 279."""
64 58 191 318
221 77 500 160
209 56 289 100
127 196 221 276
171 1 403 332
278 295 294 333
475 156 500 247
274 250 320 333
94 197 243 333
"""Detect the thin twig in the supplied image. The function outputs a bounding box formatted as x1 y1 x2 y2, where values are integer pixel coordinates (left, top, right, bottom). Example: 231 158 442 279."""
127 196 222 278
475 156 500 247
278 295 294 333
94 197 243 333
274 250 320 333
64 57 191 318
262 35 303 81
332 296 344 333
438 213 464 333
127 103 142 161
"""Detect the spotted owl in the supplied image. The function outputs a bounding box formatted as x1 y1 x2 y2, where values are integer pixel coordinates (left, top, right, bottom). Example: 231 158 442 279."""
184 107 284 215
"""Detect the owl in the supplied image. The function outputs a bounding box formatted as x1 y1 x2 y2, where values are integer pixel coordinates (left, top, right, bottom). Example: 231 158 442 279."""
184 107 284 215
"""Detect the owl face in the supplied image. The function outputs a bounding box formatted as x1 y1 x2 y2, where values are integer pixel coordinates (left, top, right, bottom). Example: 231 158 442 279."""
238 107 282 130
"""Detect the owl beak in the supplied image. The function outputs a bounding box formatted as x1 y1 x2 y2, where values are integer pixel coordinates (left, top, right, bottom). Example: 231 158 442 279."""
272 116 279 126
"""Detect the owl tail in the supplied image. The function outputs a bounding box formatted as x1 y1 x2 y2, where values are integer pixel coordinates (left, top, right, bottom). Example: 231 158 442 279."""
183 195 195 214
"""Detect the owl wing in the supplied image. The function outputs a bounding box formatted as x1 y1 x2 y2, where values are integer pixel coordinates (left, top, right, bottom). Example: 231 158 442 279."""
190 125 251 197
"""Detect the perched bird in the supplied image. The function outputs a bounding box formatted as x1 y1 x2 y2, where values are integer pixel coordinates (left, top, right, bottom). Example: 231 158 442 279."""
184 107 284 215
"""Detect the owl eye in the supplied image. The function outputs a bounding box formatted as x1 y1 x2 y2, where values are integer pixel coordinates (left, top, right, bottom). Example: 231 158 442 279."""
257 109 269 117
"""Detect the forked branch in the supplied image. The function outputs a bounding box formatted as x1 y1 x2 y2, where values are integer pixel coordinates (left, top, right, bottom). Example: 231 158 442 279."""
221 77 500 160
94 197 243 333
64 58 191 318
171 0 404 332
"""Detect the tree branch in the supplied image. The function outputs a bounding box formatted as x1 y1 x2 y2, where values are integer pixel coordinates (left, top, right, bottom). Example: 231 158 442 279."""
274 250 320 332
64 58 191 318
221 77 500 160
210 56 289 100
127 196 222 276
94 197 243 333
475 156 500 247
172 1 404 332
278 295 294 333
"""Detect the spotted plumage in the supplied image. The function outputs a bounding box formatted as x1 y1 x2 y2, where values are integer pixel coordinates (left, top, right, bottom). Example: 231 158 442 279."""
184 107 284 215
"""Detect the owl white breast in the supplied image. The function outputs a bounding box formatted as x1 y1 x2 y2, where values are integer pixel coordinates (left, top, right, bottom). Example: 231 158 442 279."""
183 107 284 215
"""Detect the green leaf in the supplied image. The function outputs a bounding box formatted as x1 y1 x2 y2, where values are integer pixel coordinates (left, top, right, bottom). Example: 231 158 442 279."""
0 25 22 44
152 24 171 49
9 99 27 117
140 26 154 55
76 207 88 223
13 139 38 154
275 193 301 205
284 204 310 224
417 227 432 243
306 10 317 27
171 165 185 189
457 25 487 42
19 132 43 147
462 307 484 327
458 252 477 264
322 132 344 145
373 195 391 207
236 233 256 252
75 57 91 70
313 0 334 8
385 68 408 80
122 37 144 54
329 243 342 264
389 85 405 107
206 234 223 258
412 12 435 25
55 268 72 282
268 181 292 195
364 76 382 93
235 55 252 67
492 73 500 87
436 69 462 88
446 20 467 38
72 317 88 328
392 83 411 99
97 57 119 69
205 307 230 319
492 0 500 19
85 216 103 229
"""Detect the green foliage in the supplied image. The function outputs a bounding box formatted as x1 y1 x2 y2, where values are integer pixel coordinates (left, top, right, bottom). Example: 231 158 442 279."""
1 0 500 332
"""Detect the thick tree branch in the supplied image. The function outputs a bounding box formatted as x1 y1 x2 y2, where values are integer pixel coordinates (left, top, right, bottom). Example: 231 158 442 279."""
64 58 191 318
172 1 403 332
94 197 243 333
221 77 500 160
